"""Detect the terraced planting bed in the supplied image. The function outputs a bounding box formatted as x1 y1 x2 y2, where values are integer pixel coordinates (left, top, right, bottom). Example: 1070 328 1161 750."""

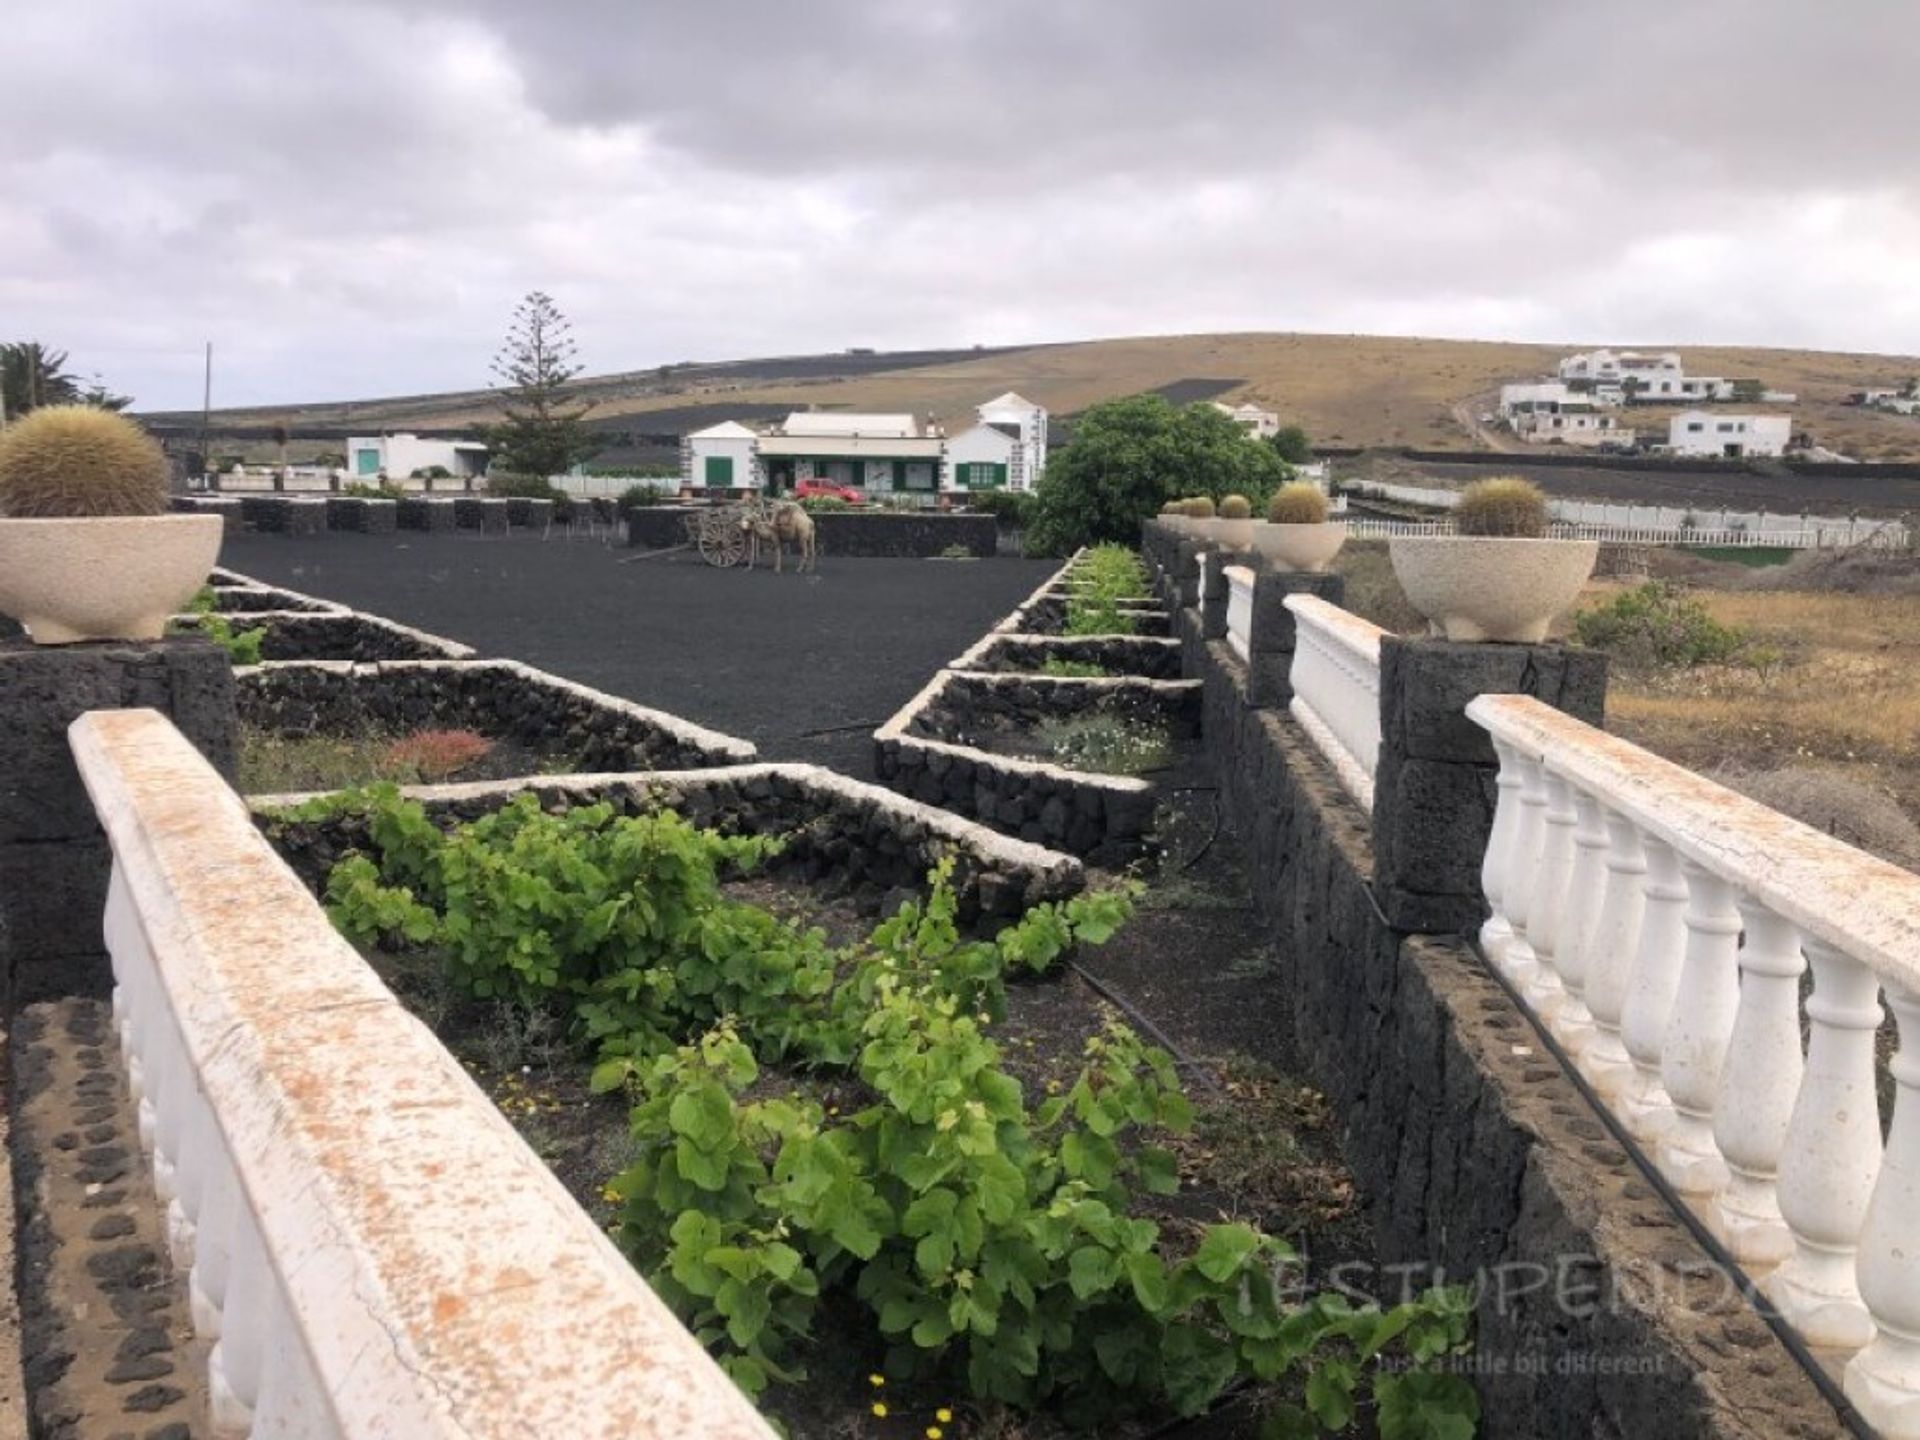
251 758 1461 1439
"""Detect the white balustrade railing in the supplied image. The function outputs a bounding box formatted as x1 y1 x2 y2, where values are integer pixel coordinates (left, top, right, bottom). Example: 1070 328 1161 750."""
70 708 775 1440
1225 564 1255 661
1341 517 1836 548
1469 694 1920 1437
1283 595 1385 809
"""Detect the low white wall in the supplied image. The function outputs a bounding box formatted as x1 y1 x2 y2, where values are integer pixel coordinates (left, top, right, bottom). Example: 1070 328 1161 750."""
70 708 776 1440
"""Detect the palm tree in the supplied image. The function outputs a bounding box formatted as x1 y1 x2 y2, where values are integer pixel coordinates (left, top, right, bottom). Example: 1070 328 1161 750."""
0 343 131 420
271 422 291 491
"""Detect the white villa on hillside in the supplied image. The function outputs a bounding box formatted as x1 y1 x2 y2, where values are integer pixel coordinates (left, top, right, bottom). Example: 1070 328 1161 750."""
1666 410 1792 458
346 433 489 480
682 393 1049 497
1554 349 1793 405
1211 401 1281 439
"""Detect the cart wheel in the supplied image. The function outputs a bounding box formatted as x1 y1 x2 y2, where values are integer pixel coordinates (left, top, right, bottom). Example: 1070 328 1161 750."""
701 525 746 568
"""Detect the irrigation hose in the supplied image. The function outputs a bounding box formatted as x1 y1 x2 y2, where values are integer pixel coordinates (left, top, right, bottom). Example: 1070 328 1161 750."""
1356 879 1878 1440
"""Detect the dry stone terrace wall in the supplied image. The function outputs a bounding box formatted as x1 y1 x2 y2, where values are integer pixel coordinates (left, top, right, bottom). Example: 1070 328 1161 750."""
951 631 1184 679
1139 525 1849 1440
177 609 475 662
236 659 756 772
874 669 1197 861
257 763 1084 926
177 494 556 536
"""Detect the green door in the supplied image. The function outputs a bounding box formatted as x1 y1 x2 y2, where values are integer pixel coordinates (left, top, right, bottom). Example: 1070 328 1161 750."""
355 448 381 476
704 455 734 489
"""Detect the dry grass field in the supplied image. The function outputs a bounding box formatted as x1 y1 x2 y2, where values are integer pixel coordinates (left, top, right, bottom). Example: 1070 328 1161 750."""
175 331 1920 459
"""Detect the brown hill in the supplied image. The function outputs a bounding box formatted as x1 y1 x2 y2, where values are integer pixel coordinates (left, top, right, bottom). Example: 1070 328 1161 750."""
156 332 1920 460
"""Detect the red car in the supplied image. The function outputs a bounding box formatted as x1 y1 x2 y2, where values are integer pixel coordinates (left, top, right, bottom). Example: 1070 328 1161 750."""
793 479 866 506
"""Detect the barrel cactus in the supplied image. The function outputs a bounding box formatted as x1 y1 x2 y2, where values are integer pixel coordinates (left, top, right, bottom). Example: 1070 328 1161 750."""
1454 477 1548 539
1184 496 1216 519
1218 494 1252 520
1267 482 1329 525
0 406 170 517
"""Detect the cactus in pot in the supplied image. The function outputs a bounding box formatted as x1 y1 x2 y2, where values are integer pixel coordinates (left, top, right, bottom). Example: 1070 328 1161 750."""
1250 481 1345 571
1216 493 1255 551
1389 475 1595 643
0 406 222 645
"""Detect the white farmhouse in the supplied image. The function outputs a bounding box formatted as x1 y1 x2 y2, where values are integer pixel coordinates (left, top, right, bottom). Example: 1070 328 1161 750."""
679 393 1050 498
1499 381 1581 416
1210 401 1281 439
346 433 489 481
1554 349 1791 405
681 420 762 492
1666 411 1792 458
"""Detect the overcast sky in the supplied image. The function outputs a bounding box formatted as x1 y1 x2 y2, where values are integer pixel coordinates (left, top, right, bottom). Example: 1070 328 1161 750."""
5 0 1916 410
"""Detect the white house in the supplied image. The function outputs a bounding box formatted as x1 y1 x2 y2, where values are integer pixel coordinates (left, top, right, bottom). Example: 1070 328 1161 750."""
1666 411 1792 458
1210 401 1281 439
347 433 488 480
1553 349 1792 405
680 393 1050 497
971 392 1049 489
681 421 762 492
1508 402 1635 448
1499 381 1581 416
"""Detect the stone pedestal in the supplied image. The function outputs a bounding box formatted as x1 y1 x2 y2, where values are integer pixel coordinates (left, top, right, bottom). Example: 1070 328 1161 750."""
1246 570 1345 708
1372 637 1606 934
1174 537 1215 609
1200 551 1234 638
0 638 239 1004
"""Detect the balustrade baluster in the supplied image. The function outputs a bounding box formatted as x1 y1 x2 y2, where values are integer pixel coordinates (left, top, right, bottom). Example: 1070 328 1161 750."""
1617 835 1687 1140
1656 860 1741 1199
1549 784 1608 1054
1579 809 1647 1099
1479 739 1524 966
1766 942 1881 1349
1710 901 1805 1271
1520 768 1575 1020
1845 983 1920 1434
1500 750 1550 990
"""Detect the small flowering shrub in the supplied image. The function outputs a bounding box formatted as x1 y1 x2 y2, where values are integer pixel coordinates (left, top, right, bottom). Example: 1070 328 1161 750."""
1036 713 1173 775
379 728 494 781
1573 582 1750 669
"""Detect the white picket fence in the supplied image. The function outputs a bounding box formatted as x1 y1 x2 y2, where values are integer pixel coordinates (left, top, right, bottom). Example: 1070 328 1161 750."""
1469 694 1920 1438
1342 481 1911 549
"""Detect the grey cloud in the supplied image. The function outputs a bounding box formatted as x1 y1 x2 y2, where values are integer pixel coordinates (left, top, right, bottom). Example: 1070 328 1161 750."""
0 0 1912 408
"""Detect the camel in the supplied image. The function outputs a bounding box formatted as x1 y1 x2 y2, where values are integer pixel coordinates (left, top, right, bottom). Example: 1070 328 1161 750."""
742 499 818 573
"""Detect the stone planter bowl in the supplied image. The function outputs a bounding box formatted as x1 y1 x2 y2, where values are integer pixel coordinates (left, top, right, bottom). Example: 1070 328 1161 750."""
1215 517 1256 552
0 515 223 645
1249 521 1347 572
1389 535 1599 643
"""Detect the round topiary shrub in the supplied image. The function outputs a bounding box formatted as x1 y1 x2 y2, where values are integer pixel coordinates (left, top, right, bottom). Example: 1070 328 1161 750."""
1267 483 1329 525
1218 494 1252 520
1454 477 1548 538
1185 496 1216 519
0 406 170 517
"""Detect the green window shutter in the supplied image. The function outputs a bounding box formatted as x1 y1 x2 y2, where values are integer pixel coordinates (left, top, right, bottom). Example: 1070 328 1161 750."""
704 455 734 486
356 449 380 475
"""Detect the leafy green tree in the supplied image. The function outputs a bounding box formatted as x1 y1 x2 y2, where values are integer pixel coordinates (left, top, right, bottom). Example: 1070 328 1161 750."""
1023 395 1291 554
1269 423 1313 464
484 292 600 476
1 343 130 418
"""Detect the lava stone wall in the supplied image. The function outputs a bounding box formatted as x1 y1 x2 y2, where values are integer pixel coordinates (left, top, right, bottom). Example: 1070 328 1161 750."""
1013 596 1171 637
910 672 1201 746
398 497 460 532
236 660 752 772
956 634 1184 679
325 498 399 533
1174 614 1843 1439
0 638 239 1003
239 497 327 535
258 765 1082 929
178 611 471 662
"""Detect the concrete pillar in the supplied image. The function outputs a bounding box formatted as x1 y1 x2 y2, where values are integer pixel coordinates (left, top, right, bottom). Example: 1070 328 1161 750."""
1246 570 1345 709
1200 551 1231 638
1372 637 1606 934
0 638 238 1004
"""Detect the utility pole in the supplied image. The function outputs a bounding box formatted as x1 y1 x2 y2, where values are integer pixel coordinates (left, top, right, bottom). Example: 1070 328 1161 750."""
200 342 213 488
